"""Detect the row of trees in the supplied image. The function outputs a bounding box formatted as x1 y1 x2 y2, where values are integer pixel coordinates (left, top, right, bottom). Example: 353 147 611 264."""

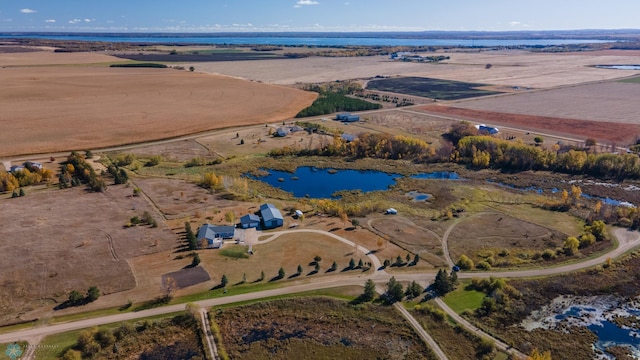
270 133 435 162
457 135 640 179
0 166 53 193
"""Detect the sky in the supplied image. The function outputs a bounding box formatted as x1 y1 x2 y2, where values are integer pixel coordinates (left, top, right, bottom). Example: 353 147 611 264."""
1 0 639 33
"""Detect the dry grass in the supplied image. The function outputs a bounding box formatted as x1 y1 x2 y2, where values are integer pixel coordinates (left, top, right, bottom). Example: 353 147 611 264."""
188 50 640 88
450 81 640 125
0 185 177 325
199 232 371 286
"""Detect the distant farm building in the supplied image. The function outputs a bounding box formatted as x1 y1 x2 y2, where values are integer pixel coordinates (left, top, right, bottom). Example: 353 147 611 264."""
8 161 42 173
475 124 499 135
295 210 304 218
197 224 235 249
240 214 261 229
386 208 398 215
260 203 284 229
275 127 289 137
335 113 360 122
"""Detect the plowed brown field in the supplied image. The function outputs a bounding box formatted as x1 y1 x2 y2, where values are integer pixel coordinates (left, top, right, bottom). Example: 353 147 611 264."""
419 105 640 145
0 52 316 157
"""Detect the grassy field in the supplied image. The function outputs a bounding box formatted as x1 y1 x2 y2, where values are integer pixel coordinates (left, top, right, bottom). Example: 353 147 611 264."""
213 296 436 360
619 75 640 84
366 77 503 100
442 283 485 314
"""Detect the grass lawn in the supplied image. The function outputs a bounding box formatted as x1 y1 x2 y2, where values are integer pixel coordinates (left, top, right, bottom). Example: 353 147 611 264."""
443 284 485 314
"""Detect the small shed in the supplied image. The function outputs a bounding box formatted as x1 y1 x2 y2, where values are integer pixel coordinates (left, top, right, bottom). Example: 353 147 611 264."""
276 127 289 137
295 210 304 218
240 214 260 229
260 203 284 229
386 208 398 215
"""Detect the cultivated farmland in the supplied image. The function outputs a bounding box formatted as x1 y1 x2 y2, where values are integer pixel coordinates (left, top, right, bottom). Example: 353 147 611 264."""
0 51 316 157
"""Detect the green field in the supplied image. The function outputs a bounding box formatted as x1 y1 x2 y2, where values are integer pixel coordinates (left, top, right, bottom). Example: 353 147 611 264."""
366 77 503 100
442 284 485 314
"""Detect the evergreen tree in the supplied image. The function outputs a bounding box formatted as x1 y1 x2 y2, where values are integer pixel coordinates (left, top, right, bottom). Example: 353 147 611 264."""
434 269 453 295
278 267 285 279
191 252 201 267
221 274 228 287
413 253 420 265
349 258 356 269
297 264 303 274
384 277 404 304
329 261 337 272
362 279 377 302
405 281 424 299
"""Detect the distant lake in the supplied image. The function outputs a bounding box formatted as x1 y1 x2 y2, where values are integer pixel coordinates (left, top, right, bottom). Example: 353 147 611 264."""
0 33 612 47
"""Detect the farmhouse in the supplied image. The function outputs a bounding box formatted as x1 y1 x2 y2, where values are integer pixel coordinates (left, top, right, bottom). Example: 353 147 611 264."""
197 224 235 249
260 203 284 229
240 214 260 229
8 161 43 173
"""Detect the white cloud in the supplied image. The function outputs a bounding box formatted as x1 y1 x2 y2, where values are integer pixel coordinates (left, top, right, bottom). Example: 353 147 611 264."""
20 8 37 14
69 19 82 24
294 0 318 7
509 21 521 26
84 18 93 22
45 19 56 23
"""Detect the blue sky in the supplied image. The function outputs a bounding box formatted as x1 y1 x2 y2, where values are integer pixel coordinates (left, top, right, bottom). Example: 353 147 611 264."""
1 0 639 32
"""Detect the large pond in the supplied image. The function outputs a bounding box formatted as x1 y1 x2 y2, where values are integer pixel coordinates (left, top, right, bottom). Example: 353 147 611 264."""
248 167 460 198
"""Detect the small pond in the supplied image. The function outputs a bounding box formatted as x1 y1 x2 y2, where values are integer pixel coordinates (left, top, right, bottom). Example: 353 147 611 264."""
248 167 460 198
407 190 431 201
596 65 640 70
487 180 635 207
555 306 640 358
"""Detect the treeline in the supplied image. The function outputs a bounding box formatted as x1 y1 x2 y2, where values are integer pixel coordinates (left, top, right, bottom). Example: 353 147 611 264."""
0 166 53 193
270 133 435 162
456 136 640 179
296 83 381 118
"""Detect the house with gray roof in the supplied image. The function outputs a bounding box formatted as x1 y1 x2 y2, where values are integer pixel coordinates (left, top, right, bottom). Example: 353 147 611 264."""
197 224 235 249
